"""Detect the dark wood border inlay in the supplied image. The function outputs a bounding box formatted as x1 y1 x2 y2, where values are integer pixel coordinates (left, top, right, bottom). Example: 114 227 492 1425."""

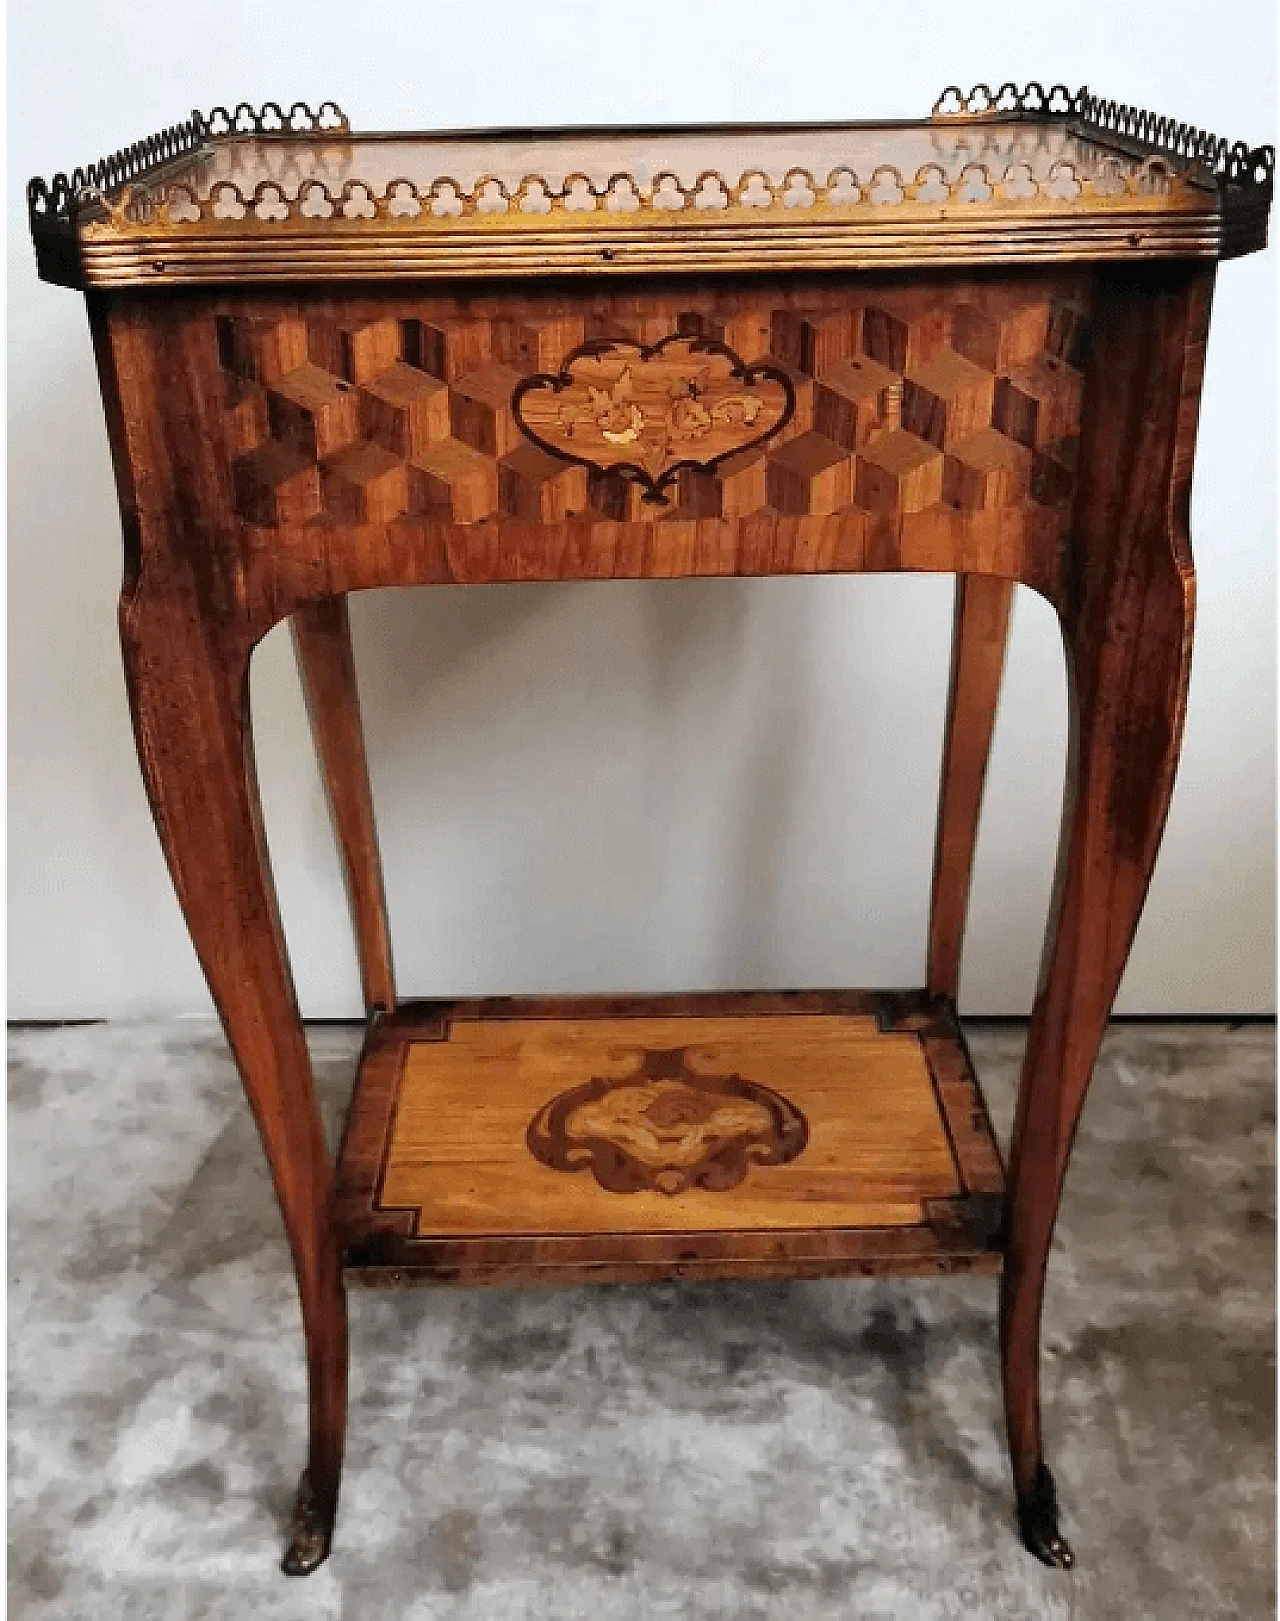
333 988 1007 1281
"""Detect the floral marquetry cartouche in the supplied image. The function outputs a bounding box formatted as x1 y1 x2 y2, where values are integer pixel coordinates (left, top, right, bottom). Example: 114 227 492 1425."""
513 337 794 502
27 84 1272 1583
526 1044 810 1194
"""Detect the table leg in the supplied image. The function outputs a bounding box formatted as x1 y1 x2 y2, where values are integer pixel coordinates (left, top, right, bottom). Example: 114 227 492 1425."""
1001 587 1192 1563
291 596 396 1015
1000 265 1205 1568
928 573 1014 1001
119 583 348 1576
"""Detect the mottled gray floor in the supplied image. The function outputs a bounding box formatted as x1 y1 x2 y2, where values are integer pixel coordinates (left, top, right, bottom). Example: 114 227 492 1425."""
9 1019 1274 1620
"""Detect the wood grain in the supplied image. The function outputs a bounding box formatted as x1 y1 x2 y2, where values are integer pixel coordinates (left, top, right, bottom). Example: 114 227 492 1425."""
89 293 348 1577
999 261 1210 1567
71 236 1235 1576
384 1014 956 1232
88 272 1095 636
334 991 1004 1282
290 597 395 1014
928 573 1015 1000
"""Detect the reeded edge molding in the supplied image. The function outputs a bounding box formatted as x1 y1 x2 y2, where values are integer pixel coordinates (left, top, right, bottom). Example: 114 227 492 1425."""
59 218 1231 288
63 217 1231 287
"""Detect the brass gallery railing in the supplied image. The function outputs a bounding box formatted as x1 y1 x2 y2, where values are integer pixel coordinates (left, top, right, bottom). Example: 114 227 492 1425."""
28 86 1273 239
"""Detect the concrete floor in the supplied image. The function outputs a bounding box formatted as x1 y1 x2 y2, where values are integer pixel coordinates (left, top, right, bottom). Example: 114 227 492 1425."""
8 1019 1274 1620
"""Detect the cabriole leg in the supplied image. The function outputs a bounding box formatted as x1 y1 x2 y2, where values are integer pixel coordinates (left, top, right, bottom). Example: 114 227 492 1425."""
120 583 348 1575
1002 591 1191 1563
1002 583 1192 1562
1001 263 1206 1569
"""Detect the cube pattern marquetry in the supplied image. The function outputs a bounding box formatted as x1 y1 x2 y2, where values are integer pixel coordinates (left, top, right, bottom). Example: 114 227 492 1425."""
215 290 1087 528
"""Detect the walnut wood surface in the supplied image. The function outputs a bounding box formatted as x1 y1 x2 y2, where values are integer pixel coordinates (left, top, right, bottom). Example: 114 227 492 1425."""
76 247 1227 1574
998 261 1210 1566
334 991 1004 1284
928 573 1015 1000
96 272 1092 622
89 295 348 1575
386 1016 953 1230
290 597 395 1013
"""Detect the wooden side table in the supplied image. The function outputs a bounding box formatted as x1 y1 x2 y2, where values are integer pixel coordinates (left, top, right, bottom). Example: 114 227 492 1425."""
28 83 1273 1578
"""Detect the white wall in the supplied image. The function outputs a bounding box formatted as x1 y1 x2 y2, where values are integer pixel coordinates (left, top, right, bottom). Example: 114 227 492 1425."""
8 0 1275 1019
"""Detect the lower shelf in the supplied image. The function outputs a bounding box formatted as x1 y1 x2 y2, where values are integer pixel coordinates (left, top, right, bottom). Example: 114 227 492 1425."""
335 989 1006 1287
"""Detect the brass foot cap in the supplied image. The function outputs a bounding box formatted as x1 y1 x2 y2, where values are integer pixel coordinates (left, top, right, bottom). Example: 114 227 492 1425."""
1017 1462 1076 1570
281 1471 335 1576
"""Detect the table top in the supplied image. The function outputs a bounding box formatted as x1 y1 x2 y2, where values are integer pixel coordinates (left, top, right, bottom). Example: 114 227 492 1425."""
28 84 1273 288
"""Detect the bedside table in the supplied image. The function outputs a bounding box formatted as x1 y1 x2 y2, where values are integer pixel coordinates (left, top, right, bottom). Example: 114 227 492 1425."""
27 81 1272 1575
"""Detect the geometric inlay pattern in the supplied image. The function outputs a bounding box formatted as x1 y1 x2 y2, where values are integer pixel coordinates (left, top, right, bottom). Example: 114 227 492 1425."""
526 1045 809 1196
216 286 1089 528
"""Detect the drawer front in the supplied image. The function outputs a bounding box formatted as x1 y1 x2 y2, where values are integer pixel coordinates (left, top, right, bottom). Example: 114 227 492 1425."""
104 269 1095 611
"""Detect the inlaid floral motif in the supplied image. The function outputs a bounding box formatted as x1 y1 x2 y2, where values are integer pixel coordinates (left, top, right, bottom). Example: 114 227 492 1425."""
526 1045 809 1195
512 336 793 501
